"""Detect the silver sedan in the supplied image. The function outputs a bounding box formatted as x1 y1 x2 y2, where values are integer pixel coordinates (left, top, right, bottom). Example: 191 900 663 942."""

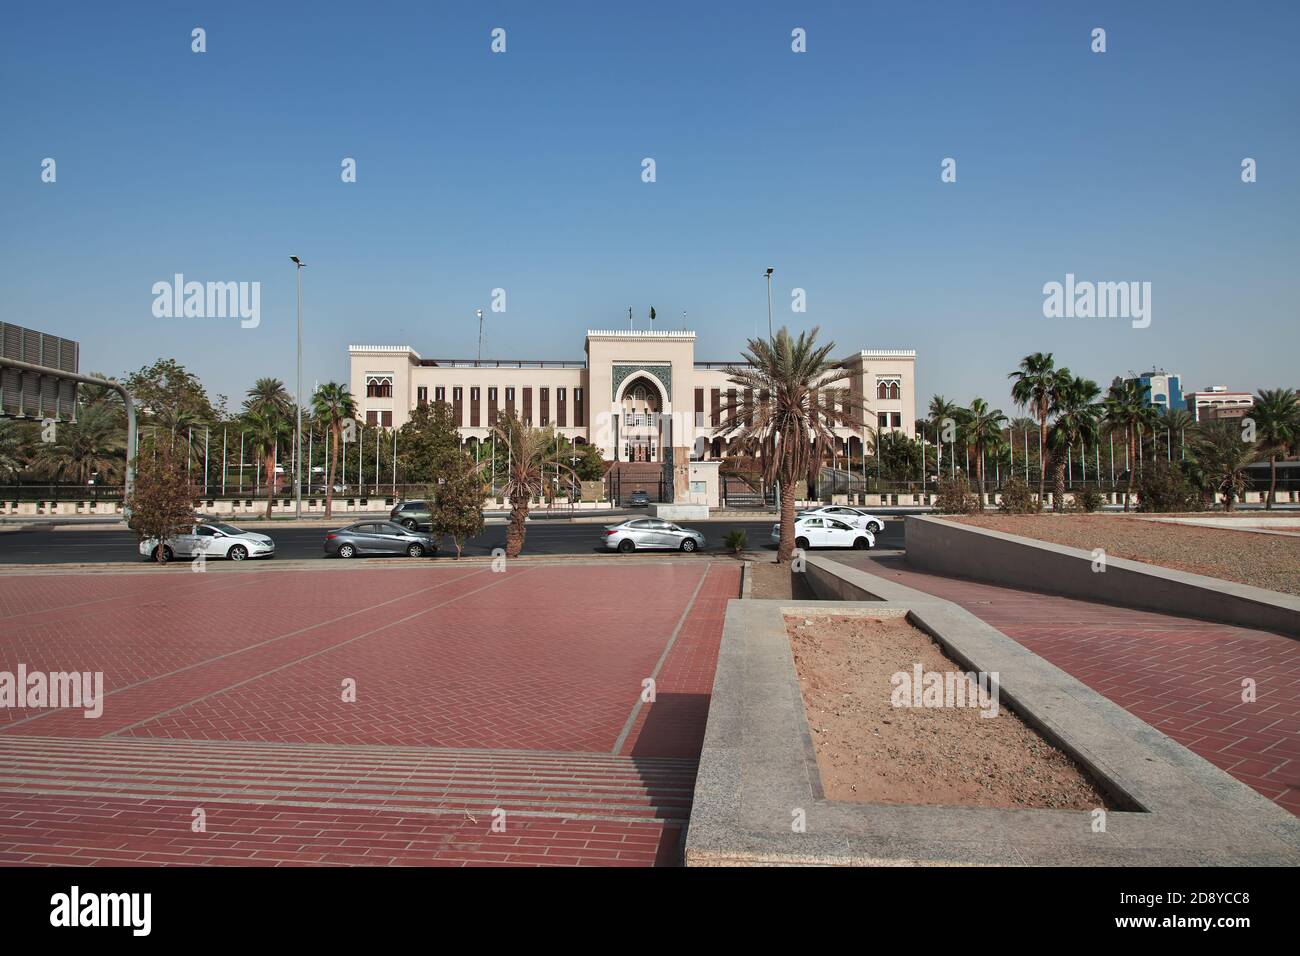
602 518 705 553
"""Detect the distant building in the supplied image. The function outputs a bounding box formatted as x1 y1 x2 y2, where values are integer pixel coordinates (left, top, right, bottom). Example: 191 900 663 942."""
349 330 917 464
1185 386 1254 423
1123 369 1184 411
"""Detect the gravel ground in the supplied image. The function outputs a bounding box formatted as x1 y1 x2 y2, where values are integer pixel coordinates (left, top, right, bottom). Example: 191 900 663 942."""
950 514 1300 596
749 559 816 600
786 614 1113 809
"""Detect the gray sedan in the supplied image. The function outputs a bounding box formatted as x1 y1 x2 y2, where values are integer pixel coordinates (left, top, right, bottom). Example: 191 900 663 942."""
324 521 439 558
602 518 705 553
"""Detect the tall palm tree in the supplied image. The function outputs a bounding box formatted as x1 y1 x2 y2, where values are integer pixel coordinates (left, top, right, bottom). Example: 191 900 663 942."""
715 327 865 563
310 383 357 518
244 408 292 518
491 413 576 557
1188 421 1260 512
1009 353 1068 502
1048 376 1102 511
29 403 126 486
1159 408 1195 462
962 398 1007 493
1251 388 1300 509
927 395 960 478
1102 379 1155 511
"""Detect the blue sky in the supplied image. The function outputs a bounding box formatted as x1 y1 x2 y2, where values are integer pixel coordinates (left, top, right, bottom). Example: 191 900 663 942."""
2 0 1296 413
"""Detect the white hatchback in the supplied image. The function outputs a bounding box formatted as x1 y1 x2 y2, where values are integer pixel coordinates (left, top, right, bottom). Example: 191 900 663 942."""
139 522 275 563
772 516 874 551
797 506 884 534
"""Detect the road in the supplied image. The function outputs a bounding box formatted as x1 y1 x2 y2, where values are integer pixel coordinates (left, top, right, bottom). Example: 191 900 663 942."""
0 518 906 564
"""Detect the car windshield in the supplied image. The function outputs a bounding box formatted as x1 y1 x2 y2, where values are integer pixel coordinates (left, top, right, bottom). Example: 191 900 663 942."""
208 523 244 535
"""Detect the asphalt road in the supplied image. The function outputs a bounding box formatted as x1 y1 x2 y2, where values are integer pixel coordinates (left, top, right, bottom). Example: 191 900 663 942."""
0 518 905 565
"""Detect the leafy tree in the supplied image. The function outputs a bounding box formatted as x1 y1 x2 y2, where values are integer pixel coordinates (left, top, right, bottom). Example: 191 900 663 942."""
310 382 357 518
871 430 922 482
124 359 216 437
490 412 576 557
1188 421 1260 512
397 401 464 485
716 327 866 563
431 453 487 558
0 418 27 480
126 441 198 563
997 476 1041 514
574 443 607 482
1135 459 1202 513
1251 388 1300 509
245 378 293 420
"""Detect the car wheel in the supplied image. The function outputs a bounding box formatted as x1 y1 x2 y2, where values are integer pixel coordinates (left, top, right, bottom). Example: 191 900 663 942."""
401 519 417 530
869 521 882 534
337 544 356 559
153 545 174 564
680 538 697 553
853 536 870 550
618 539 635 553
228 545 248 561
795 537 810 551
406 543 425 558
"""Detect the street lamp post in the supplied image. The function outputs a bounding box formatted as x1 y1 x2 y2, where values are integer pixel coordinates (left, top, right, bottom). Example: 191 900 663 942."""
291 256 306 518
763 267 774 341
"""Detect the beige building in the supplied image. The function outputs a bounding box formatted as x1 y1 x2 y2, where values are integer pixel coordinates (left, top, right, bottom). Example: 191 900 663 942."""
349 331 916 467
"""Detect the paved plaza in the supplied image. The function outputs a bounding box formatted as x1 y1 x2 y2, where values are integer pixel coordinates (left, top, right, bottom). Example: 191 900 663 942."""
0 560 739 865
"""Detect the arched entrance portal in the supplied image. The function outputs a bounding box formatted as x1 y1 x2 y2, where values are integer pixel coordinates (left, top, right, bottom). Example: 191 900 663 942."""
618 375 664 463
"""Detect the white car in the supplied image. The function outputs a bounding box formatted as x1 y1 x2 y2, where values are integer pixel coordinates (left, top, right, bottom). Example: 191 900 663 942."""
772 515 874 551
139 522 276 563
797 506 884 534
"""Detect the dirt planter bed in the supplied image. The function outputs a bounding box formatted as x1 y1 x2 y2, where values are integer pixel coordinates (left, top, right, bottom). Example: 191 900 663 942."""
684 556 1300 866
787 613 1112 810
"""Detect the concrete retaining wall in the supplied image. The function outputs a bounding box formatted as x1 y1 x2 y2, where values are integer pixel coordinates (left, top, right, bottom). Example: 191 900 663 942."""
905 515 1300 638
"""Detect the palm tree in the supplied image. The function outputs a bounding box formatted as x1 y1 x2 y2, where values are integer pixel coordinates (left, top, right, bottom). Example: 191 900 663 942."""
1251 388 1300 509
1159 408 1195 462
244 407 291 518
715 327 865 563
29 403 126 486
310 383 357 518
1188 421 1260 512
491 413 576 557
1102 379 1155 511
0 418 26 480
927 395 960 479
962 398 1007 494
1009 353 1068 503
1047 376 1102 511
245 378 292 420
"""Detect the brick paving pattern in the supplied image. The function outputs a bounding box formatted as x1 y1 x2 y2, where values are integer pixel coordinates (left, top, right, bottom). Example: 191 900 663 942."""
0 560 740 866
839 554 1300 815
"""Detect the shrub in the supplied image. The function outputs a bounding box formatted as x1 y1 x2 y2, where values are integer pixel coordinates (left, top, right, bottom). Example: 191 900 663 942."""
1073 487 1105 513
1135 460 1202 513
997 477 1041 514
723 530 748 554
935 475 980 514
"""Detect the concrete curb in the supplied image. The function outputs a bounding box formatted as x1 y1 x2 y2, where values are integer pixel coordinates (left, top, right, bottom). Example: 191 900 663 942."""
684 556 1300 866
905 515 1300 638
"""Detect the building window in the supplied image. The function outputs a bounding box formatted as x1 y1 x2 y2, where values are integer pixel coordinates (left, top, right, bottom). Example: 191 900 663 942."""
878 412 889 430
365 375 393 398
574 387 584 427
470 387 479 401
891 412 901 428
435 386 445 402
366 410 378 425
876 378 901 401
505 387 514 402
382 411 393 427
488 387 497 402
417 387 428 405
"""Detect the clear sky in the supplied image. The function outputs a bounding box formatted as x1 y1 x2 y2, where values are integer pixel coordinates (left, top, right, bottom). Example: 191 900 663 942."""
3 1 1296 414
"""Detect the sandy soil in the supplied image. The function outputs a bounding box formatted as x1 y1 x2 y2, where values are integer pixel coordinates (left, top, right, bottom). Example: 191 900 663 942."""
950 514 1300 596
787 614 1113 809
749 560 816 600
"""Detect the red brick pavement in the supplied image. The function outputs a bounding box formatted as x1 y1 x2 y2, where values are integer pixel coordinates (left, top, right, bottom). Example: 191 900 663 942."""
838 554 1300 815
0 560 740 866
